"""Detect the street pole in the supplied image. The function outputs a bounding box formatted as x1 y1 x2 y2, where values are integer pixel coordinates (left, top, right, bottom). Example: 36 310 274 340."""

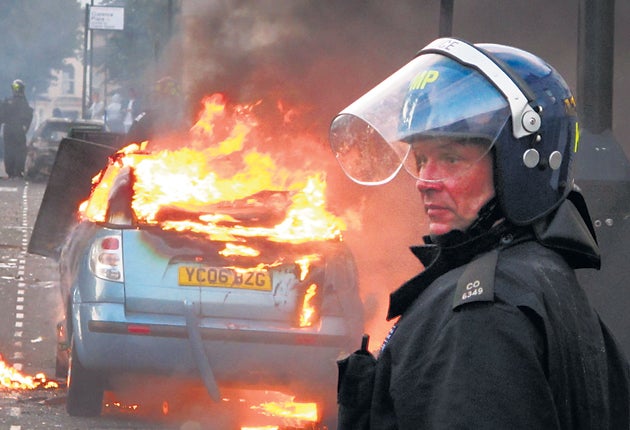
439 0 454 37
577 0 614 134
89 0 95 119
82 5 89 119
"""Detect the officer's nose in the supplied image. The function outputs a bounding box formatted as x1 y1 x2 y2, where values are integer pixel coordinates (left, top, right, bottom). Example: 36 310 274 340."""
414 157 445 191
416 176 443 193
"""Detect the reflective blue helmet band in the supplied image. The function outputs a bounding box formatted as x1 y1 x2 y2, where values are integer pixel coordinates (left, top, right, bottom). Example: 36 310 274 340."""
419 38 541 139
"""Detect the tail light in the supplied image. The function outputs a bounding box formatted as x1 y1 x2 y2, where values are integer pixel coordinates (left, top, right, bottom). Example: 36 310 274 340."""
90 233 124 282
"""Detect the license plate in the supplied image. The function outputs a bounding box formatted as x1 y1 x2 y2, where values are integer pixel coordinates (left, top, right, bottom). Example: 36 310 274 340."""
178 266 272 291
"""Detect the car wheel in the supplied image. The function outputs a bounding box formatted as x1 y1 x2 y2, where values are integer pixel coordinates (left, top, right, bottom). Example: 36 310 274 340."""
66 336 104 417
55 345 68 379
55 319 69 378
24 156 36 179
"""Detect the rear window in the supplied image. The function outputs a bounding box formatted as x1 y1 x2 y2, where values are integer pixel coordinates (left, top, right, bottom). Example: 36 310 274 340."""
37 121 105 141
39 122 71 140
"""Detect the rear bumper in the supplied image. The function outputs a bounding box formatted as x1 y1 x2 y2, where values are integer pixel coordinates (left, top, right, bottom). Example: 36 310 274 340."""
73 302 351 390
88 319 349 346
26 151 56 168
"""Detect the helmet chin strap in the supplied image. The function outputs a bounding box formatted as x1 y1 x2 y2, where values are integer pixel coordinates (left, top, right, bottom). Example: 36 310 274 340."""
465 197 504 235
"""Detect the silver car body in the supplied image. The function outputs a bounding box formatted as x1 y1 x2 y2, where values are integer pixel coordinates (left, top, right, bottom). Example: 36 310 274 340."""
49 145 364 425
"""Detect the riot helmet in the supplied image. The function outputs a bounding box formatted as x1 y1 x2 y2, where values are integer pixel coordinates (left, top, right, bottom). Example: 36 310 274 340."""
153 76 181 99
11 79 25 96
150 76 183 121
329 38 578 225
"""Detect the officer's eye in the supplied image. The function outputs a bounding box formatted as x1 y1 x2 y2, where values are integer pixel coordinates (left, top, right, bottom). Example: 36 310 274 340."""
415 154 428 169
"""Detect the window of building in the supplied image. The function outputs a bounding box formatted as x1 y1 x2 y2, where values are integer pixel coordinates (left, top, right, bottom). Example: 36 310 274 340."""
61 64 75 95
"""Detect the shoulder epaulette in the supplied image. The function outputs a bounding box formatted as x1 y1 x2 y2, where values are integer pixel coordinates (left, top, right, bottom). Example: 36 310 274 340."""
452 249 499 310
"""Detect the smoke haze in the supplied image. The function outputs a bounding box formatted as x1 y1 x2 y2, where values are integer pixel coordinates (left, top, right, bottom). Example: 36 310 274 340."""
152 0 629 345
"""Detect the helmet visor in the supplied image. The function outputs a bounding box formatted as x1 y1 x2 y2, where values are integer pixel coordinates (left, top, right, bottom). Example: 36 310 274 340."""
329 52 511 184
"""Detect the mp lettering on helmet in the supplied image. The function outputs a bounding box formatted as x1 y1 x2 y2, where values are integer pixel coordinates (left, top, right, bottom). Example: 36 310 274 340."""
409 70 439 90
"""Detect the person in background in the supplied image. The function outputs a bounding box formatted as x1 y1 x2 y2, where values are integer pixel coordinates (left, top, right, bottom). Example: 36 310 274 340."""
123 87 142 133
330 38 630 429
0 79 33 178
125 76 187 144
105 93 124 133
88 92 104 121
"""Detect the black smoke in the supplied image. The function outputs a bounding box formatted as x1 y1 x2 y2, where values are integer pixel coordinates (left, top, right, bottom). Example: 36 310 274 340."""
154 0 630 345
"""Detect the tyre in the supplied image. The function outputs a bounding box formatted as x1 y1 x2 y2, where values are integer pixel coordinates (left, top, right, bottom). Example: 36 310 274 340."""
66 336 104 417
55 346 68 379
55 319 69 378
23 154 37 180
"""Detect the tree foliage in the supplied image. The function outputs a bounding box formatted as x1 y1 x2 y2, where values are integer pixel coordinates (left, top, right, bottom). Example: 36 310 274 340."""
95 0 178 91
0 0 83 99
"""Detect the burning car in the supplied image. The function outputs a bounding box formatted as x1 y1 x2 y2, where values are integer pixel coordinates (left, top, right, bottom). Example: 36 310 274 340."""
37 95 363 427
24 118 107 180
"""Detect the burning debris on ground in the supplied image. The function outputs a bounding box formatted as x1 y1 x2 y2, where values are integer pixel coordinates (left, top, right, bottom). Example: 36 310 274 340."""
95 383 325 429
0 354 59 391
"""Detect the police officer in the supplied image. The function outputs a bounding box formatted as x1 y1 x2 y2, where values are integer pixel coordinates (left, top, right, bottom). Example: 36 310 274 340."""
1 79 33 178
330 38 630 429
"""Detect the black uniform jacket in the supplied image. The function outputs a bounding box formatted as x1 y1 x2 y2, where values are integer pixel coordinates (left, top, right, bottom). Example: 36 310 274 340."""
1 95 33 143
337 196 630 429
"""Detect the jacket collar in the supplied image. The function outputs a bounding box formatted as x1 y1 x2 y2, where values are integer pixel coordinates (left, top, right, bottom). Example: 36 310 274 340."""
386 192 601 320
387 220 523 320
532 190 601 269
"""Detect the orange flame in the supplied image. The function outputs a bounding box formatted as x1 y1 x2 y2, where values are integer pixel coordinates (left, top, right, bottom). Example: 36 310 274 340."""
295 254 321 280
80 94 346 248
241 427 279 430
219 243 261 258
0 355 58 390
250 398 318 424
299 284 319 328
105 401 140 412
